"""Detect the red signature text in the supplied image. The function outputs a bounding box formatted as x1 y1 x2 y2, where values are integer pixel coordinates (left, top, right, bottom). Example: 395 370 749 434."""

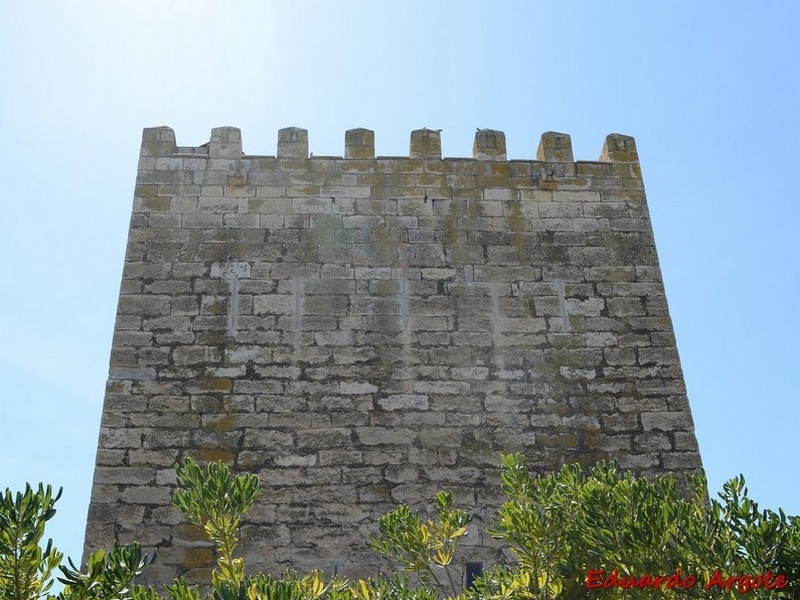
586 569 696 590
585 569 789 593
705 569 788 592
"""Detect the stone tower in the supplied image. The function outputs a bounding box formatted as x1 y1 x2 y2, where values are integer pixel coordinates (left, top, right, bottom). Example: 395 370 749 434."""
84 126 702 584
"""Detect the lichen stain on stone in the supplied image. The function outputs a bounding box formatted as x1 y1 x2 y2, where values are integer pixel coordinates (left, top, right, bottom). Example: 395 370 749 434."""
207 299 227 315
142 197 170 211
366 485 392 500
506 197 528 262
373 279 395 297
106 381 126 393
301 239 319 262
372 226 400 266
545 246 568 263
206 242 246 262
173 523 209 543
311 214 341 246
538 433 579 450
180 547 216 569
201 331 228 346
490 162 513 177
466 197 480 218
443 199 467 266
608 232 643 265
202 413 236 433
193 448 235 464
197 377 233 392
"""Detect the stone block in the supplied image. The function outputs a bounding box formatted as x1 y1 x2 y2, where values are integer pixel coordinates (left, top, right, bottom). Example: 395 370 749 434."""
141 126 177 157
278 127 309 158
473 130 507 161
345 128 375 159
340 382 378 395
537 132 574 162
296 428 351 449
640 411 693 432
409 128 441 159
356 427 416 446
378 395 429 411
209 127 243 159
600 134 639 163
120 485 172 505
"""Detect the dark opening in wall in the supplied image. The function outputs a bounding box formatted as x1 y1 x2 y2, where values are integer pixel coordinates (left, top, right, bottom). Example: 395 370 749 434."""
465 562 483 588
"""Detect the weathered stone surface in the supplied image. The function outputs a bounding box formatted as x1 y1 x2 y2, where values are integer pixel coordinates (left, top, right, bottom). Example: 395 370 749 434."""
84 126 701 584
537 131 574 162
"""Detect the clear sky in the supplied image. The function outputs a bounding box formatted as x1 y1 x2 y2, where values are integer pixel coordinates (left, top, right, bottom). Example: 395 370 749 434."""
1 1 798 572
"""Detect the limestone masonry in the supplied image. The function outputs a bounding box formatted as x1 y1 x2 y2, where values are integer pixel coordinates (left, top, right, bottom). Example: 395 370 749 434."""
84 126 702 584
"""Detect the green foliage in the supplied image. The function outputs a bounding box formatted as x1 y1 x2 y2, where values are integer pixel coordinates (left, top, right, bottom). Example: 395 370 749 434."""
170 457 261 590
368 491 471 596
482 454 800 599
0 481 154 600
57 543 156 600
242 570 346 600
4 454 799 600
463 565 538 600
687 475 799 598
348 573 437 600
0 484 64 600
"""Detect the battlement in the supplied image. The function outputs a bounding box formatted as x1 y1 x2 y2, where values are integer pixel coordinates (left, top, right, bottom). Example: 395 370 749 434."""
137 127 643 203
141 126 639 164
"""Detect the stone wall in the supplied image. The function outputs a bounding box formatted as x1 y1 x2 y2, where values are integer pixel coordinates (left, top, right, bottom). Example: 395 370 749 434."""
84 126 702 584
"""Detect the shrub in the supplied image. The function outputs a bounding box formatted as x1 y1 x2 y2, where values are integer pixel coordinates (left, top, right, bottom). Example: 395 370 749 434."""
0 484 63 600
2 455 798 599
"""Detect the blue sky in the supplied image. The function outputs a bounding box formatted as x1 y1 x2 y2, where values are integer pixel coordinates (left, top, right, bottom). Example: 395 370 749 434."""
1 1 798 571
